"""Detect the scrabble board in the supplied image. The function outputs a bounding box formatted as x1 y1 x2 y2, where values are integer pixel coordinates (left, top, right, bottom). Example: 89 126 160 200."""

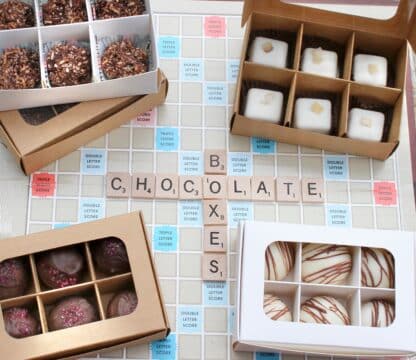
24 4 416 360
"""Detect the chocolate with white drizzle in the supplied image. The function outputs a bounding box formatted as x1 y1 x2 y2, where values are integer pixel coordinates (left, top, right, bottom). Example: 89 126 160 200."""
265 241 295 281
361 247 394 288
361 299 394 327
300 296 350 325
301 244 352 285
263 294 292 322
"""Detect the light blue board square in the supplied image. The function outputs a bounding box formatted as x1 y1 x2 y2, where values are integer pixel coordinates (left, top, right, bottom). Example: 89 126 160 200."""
178 307 202 333
54 223 71 229
203 281 228 306
179 201 203 226
153 226 178 251
156 128 179 151
158 36 180 58
252 137 277 154
326 205 351 227
228 152 253 176
228 201 254 228
180 152 203 175
151 333 176 360
324 155 349 180
227 60 240 82
256 353 281 360
79 198 105 223
81 149 106 175
181 59 203 81
204 83 227 105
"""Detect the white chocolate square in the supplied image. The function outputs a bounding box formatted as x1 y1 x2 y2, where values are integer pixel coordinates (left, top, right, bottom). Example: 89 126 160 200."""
293 98 332 134
353 54 388 87
301 47 338 78
347 108 385 142
244 88 284 124
248 36 289 69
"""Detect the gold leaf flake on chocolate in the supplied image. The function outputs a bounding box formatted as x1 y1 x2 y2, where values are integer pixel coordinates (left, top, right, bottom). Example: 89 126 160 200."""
260 93 274 105
368 63 379 75
360 117 372 128
310 101 324 115
311 48 323 64
262 41 274 53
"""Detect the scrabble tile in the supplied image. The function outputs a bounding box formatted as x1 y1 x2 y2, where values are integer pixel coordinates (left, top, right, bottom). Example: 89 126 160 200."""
202 254 227 281
228 176 251 200
203 175 227 199
301 178 325 203
276 177 301 202
106 173 131 198
204 150 227 174
155 174 179 199
204 226 227 253
203 200 228 225
131 173 155 199
179 176 203 200
251 176 275 201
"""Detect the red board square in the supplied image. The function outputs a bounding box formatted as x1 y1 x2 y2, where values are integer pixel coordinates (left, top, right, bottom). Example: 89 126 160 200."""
373 182 397 206
204 16 226 38
32 173 56 197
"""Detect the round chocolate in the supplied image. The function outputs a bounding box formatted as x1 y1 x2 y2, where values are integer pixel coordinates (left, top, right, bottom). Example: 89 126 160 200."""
0 258 29 300
94 238 130 275
361 299 394 327
42 0 87 25
48 296 98 331
3 307 40 338
265 241 295 281
302 244 352 285
361 247 394 288
263 294 292 322
37 247 84 289
0 0 35 30
101 39 148 80
300 296 350 325
95 0 145 19
107 290 138 318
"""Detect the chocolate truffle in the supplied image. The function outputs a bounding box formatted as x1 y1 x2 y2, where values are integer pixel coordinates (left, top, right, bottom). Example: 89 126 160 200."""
302 244 352 285
95 0 145 19
93 238 130 275
101 39 148 80
46 43 91 87
0 48 40 90
353 54 388 87
265 241 295 281
42 0 88 25
347 108 385 142
48 296 98 330
361 247 394 288
0 0 35 30
248 36 289 69
244 88 284 124
263 294 292 322
37 247 84 289
301 47 338 78
0 258 29 300
294 98 332 134
361 299 394 327
300 296 350 325
3 306 40 338
107 290 138 318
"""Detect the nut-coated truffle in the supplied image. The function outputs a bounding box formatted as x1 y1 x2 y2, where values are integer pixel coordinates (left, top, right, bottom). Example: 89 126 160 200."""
37 247 84 289
93 238 130 275
0 258 29 300
107 290 138 318
48 296 98 330
3 307 40 338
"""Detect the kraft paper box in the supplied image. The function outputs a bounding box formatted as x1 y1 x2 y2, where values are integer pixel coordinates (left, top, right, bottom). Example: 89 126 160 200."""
0 212 170 360
0 0 159 111
230 0 416 160
233 221 416 357
0 70 167 175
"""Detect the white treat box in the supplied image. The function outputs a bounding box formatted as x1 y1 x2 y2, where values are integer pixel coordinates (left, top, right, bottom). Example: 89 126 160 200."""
233 221 416 357
0 0 158 111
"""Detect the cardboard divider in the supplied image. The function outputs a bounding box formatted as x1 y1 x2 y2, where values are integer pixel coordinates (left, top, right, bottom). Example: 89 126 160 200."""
36 294 49 333
293 243 302 283
300 23 353 80
351 247 361 288
352 31 407 90
337 83 351 137
264 282 298 323
84 243 97 281
344 32 355 81
94 284 106 321
292 72 348 135
348 83 401 142
29 254 42 293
